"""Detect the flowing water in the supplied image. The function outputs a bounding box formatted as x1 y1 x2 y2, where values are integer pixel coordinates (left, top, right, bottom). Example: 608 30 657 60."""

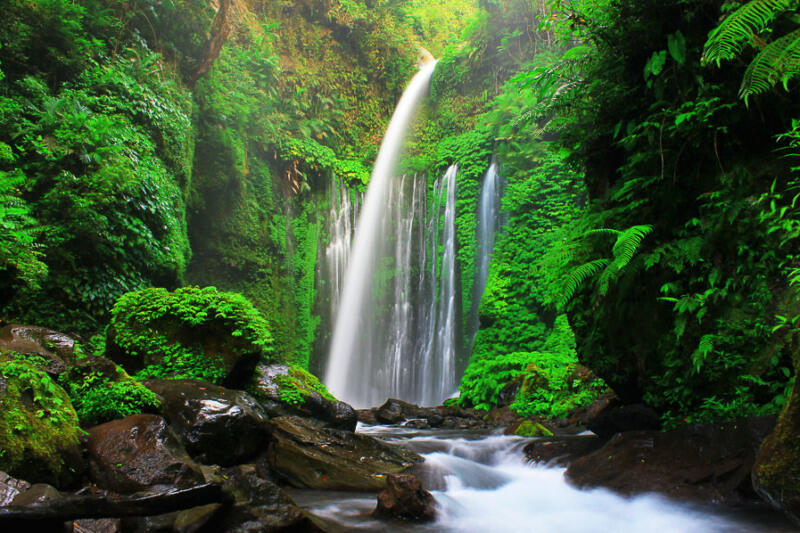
325 62 463 408
468 157 504 347
292 425 796 533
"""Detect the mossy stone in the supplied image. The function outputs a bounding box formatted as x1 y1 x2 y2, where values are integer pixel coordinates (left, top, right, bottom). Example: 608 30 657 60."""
0 360 85 487
514 420 554 438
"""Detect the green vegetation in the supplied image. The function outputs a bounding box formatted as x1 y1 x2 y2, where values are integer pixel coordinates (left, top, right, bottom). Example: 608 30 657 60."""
270 365 338 406
0 359 83 485
107 286 273 383
1 0 799 439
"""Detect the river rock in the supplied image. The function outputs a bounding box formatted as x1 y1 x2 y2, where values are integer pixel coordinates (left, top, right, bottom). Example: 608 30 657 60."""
0 471 30 506
88 414 205 493
374 474 436 522
752 377 800 526
251 363 356 431
0 324 76 377
144 379 269 466
267 416 422 491
10 483 62 506
200 464 326 532
565 416 776 505
585 403 660 438
524 436 604 467
0 360 85 488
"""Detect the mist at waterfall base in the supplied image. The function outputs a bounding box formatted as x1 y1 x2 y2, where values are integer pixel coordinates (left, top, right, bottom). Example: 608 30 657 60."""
324 61 463 408
292 427 795 533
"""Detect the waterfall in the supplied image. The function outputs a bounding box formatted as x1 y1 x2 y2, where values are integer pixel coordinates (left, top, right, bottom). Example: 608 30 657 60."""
424 165 458 405
325 62 439 407
324 176 360 318
468 157 504 347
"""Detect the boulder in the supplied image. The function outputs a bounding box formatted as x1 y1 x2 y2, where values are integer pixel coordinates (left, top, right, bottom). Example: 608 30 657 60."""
566 417 776 505
752 377 800 526
144 379 269 466
0 359 85 488
200 464 326 532
585 403 660 439
0 324 76 377
10 483 62 506
251 364 356 431
524 436 604 467
267 416 422 491
373 474 436 522
105 287 271 387
375 399 412 424
0 471 30 507
508 420 554 437
87 414 205 493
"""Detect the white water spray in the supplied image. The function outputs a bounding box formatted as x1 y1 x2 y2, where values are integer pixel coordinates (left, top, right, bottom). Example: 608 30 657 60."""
325 62 438 407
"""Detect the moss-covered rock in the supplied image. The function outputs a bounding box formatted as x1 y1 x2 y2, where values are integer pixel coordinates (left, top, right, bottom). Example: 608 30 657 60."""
250 363 356 431
753 376 800 526
513 420 554 438
105 286 273 386
0 360 85 487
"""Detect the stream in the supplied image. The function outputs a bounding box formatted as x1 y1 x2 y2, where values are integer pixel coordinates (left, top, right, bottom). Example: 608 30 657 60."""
291 424 797 533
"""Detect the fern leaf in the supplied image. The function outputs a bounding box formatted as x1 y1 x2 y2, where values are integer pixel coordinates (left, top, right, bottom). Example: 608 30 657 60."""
583 228 621 239
692 334 715 372
702 0 797 66
559 258 609 308
611 225 653 268
740 28 800 101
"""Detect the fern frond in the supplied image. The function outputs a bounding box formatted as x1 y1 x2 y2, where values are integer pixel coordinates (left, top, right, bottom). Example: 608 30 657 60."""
702 0 796 66
559 258 609 308
611 225 653 269
740 28 800 101
583 228 621 239
692 334 715 372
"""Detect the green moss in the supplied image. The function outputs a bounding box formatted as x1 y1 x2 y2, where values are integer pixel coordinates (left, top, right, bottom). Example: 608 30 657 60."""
0 360 83 484
272 365 338 406
108 286 273 384
514 420 554 438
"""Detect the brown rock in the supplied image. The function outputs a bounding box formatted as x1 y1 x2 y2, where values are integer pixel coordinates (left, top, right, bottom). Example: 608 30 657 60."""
267 416 422 491
88 414 204 493
144 379 269 465
565 417 776 506
524 436 604 467
0 324 76 377
0 471 30 507
374 474 436 522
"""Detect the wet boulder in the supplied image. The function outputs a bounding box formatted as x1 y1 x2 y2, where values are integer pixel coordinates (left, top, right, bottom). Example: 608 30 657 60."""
0 324 76 377
0 471 30 507
87 414 204 493
201 464 326 532
0 360 85 488
585 403 660 439
267 416 422 491
752 377 800 526
144 379 269 466
566 417 776 506
524 436 604 467
374 474 436 522
251 364 356 431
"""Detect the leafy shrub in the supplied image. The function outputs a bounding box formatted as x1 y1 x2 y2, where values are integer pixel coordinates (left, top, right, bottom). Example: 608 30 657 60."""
107 286 273 384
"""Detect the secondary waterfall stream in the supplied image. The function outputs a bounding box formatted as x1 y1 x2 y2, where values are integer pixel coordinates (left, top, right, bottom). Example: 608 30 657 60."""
325 61 463 408
291 426 796 533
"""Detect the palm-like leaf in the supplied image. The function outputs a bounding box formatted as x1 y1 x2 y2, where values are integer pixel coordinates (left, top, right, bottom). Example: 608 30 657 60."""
702 0 797 66
740 28 800 101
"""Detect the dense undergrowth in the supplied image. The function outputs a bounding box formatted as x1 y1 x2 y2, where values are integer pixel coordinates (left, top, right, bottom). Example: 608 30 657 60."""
1 0 798 428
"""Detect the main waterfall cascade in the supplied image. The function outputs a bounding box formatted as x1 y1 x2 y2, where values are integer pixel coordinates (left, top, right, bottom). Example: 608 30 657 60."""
325 61 441 407
323 165 461 408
